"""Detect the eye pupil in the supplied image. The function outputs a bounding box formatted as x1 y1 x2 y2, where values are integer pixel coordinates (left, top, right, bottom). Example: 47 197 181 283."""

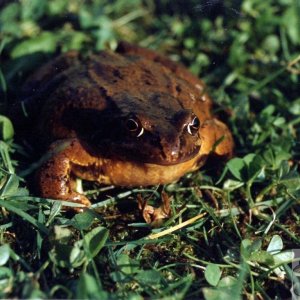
187 116 200 135
191 116 200 128
126 119 139 131
126 117 144 137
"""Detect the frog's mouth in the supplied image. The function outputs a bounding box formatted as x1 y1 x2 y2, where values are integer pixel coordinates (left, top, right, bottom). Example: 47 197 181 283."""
93 141 201 166
152 144 201 166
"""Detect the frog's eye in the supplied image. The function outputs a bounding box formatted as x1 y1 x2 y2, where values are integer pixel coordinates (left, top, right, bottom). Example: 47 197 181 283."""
126 118 144 137
187 116 200 135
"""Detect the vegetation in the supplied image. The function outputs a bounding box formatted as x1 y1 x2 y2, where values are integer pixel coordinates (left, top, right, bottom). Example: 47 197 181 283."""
0 0 300 298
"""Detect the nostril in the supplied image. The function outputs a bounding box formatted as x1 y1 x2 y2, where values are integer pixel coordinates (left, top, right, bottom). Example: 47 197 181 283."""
160 135 181 161
166 144 181 160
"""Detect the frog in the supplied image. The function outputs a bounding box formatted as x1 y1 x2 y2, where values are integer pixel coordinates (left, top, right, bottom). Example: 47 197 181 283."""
16 42 234 217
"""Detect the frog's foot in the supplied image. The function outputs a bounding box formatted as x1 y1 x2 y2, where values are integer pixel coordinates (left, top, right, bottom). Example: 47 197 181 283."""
138 191 171 226
36 139 92 212
60 192 91 213
44 189 91 213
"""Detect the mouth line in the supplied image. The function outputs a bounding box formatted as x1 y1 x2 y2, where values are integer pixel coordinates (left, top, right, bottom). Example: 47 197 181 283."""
93 142 200 166
161 150 199 166
149 146 201 166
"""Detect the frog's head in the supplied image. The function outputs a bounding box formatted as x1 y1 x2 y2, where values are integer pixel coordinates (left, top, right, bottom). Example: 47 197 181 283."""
118 111 201 165
85 92 202 166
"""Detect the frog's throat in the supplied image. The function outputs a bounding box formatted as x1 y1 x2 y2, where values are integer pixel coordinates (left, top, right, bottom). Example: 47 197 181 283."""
72 152 203 187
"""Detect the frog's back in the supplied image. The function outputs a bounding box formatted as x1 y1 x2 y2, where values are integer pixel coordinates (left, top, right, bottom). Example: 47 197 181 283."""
18 43 214 146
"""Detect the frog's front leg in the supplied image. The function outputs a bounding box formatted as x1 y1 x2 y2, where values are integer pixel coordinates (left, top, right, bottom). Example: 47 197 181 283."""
36 139 92 209
200 118 234 159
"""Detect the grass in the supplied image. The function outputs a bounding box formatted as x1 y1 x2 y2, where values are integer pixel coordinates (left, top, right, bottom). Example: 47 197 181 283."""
0 0 300 298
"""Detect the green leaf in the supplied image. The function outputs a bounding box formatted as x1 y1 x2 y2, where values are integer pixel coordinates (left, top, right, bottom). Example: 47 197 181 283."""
284 5 300 45
243 153 256 166
0 267 13 296
135 270 162 285
273 117 285 127
70 240 86 268
72 210 95 230
241 239 265 263
26 289 46 299
0 116 14 141
249 250 274 265
218 276 238 287
227 158 246 181
0 174 19 197
273 250 294 264
21 0 46 21
245 154 265 180
37 209 45 258
83 226 109 258
280 171 300 192
262 35 280 54
0 3 20 23
76 273 107 300
110 271 128 283
261 104 275 116
262 148 291 170
203 286 238 300
250 239 262 252
240 239 252 259
11 32 57 58
116 254 140 275
60 31 89 52
272 250 294 278
79 8 94 29
0 244 10 266
52 225 73 244
267 235 283 255
205 264 221 287
289 98 300 115
46 201 62 226
223 179 244 191
278 160 290 178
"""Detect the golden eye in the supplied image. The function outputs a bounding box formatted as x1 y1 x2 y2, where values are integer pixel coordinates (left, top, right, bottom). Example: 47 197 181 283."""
126 118 144 137
187 116 200 136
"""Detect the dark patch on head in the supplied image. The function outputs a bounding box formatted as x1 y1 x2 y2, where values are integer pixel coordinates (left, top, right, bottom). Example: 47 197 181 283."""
113 69 124 80
176 84 182 92
91 61 108 79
